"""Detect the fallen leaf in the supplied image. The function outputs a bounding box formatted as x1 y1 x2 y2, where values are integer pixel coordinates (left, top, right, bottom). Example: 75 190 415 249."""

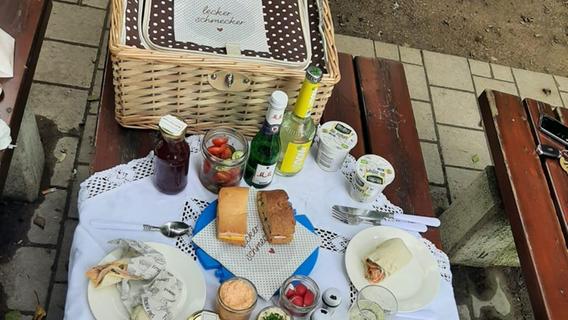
33 215 46 229
33 304 46 320
472 154 480 164
55 151 67 163
5 310 22 320
41 187 57 195
33 291 47 320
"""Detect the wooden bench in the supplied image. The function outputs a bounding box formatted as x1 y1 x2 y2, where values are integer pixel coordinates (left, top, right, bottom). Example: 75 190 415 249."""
478 90 568 319
93 52 441 247
0 0 51 200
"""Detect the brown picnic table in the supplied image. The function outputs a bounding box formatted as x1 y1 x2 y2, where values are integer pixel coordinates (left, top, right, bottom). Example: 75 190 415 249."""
0 0 51 194
93 52 441 248
479 90 568 319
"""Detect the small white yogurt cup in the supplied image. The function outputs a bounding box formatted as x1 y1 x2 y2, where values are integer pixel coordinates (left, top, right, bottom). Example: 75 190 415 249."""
316 121 358 172
350 154 395 202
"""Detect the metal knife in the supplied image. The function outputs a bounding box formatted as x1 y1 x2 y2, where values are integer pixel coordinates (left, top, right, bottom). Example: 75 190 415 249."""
332 205 441 227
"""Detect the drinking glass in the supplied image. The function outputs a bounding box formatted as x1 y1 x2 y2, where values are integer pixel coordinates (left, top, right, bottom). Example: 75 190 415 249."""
348 285 398 320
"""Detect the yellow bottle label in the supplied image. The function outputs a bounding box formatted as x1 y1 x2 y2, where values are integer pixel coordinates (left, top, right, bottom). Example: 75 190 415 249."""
280 142 312 173
294 80 320 118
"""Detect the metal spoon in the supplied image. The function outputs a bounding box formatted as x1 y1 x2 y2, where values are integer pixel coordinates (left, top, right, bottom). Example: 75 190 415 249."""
143 221 190 237
90 219 191 238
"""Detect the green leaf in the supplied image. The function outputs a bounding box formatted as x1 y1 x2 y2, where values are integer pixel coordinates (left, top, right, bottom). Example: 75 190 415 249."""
471 154 480 164
5 310 22 320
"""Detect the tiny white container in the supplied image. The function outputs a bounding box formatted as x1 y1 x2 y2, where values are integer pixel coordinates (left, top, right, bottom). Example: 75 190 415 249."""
316 121 358 172
350 154 395 202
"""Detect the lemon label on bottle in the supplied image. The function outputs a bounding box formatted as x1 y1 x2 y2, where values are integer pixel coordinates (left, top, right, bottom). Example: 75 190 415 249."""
280 142 312 173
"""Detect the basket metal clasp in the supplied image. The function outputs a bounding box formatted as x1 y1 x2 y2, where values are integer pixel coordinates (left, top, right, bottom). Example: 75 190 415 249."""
208 71 251 92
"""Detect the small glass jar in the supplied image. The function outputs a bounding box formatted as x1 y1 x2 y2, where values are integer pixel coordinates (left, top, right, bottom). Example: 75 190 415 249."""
153 115 189 194
279 275 320 318
199 127 249 194
216 277 258 320
256 306 291 320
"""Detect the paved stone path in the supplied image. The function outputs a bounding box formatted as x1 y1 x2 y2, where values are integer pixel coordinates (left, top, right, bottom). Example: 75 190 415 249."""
3 2 567 319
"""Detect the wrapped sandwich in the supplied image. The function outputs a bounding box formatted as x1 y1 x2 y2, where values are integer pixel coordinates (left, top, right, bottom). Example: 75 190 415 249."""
364 238 412 283
86 258 140 288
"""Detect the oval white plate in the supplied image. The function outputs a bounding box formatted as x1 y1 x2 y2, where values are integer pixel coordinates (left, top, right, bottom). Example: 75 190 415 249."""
345 226 440 312
87 242 206 320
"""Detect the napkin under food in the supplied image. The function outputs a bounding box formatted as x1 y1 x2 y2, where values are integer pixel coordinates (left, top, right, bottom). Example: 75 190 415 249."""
0 27 14 78
0 119 12 150
108 239 183 320
192 188 320 300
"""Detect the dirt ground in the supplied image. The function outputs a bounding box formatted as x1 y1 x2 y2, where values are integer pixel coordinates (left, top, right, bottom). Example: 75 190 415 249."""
331 0 568 76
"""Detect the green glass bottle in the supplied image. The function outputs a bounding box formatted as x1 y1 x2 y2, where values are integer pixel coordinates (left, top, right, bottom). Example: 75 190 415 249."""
244 91 289 188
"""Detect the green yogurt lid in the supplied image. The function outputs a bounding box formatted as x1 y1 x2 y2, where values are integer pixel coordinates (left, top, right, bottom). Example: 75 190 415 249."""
356 154 395 186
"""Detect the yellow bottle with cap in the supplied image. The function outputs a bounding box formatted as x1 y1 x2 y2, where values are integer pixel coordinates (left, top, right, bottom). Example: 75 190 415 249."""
276 66 323 176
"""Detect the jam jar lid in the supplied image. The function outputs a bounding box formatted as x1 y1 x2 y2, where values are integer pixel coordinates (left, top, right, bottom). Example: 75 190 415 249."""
159 115 188 140
187 310 220 320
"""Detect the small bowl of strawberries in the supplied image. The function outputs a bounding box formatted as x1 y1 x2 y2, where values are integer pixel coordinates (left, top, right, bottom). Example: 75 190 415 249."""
279 275 320 318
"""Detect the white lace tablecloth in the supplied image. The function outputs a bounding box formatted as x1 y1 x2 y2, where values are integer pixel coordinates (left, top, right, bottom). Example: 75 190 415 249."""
65 135 458 319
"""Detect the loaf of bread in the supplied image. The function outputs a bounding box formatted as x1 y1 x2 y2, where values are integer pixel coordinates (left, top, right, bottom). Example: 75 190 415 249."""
217 187 249 246
257 190 295 244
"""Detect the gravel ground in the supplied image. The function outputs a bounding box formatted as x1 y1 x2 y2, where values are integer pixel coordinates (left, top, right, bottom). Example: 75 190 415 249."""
331 0 568 76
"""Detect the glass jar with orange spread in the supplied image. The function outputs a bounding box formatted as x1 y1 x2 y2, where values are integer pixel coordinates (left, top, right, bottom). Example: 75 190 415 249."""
216 277 258 320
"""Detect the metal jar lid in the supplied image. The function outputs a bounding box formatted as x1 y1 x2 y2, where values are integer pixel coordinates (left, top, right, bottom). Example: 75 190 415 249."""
305 65 323 83
159 114 188 140
187 310 220 320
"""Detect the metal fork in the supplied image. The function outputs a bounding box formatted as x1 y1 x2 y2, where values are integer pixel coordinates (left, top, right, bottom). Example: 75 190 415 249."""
331 208 428 233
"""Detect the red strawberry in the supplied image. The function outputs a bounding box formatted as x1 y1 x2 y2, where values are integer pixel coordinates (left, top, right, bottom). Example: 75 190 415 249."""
203 160 212 174
290 295 303 307
212 137 228 146
285 289 296 299
295 283 307 296
219 147 232 160
303 289 315 307
207 146 223 156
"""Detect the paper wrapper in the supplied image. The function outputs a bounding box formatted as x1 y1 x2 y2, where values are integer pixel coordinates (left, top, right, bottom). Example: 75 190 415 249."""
109 239 183 320
192 188 320 300
0 27 14 78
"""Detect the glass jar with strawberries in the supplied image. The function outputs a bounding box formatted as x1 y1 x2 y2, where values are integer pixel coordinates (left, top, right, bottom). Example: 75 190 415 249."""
279 275 320 318
199 128 249 194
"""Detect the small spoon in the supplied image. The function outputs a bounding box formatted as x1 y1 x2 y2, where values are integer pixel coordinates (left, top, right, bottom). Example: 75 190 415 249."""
90 219 191 238
143 221 190 237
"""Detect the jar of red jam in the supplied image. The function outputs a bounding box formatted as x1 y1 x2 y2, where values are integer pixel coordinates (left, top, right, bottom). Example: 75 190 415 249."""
153 115 189 194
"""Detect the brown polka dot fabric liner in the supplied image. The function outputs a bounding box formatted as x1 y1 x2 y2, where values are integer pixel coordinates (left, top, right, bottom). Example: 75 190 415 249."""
122 0 327 72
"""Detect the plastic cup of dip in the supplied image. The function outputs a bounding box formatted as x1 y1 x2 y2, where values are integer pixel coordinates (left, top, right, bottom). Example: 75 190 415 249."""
350 155 395 203
316 121 358 172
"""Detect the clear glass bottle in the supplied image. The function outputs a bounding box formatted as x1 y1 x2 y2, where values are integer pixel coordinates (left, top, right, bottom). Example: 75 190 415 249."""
276 66 323 176
244 91 288 188
153 115 189 194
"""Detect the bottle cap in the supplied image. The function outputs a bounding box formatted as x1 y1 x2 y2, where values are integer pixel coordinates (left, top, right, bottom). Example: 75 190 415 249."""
322 288 342 307
305 66 323 83
269 90 288 110
158 115 187 140
310 308 332 320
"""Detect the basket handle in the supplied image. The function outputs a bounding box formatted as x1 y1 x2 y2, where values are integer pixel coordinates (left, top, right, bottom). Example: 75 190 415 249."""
208 71 252 92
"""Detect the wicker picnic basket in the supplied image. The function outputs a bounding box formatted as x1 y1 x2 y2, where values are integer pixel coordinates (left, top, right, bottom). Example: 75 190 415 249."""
108 0 340 137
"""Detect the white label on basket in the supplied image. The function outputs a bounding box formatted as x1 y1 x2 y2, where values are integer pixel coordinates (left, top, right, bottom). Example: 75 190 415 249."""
174 0 269 53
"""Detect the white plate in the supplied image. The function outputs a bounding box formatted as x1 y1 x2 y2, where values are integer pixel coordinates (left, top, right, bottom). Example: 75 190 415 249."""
87 242 206 320
345 226 440 312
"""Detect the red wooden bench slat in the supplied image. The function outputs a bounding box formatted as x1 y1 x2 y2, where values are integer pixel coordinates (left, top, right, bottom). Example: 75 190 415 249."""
479 90 568 320
0 0 51 192
92 57 155 172
354 57 441 248
321 53 365 159
524 99 568 236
